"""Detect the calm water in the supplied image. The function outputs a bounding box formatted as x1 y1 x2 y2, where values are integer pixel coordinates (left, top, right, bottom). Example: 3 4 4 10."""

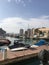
6 37 40 65
6 37 38 46
7 57 40 65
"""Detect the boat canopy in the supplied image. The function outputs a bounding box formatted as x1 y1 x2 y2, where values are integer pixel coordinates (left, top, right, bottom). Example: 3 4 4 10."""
34 40 46 46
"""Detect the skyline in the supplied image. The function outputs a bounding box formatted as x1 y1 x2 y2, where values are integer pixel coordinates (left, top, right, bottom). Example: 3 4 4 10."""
0 0 49 33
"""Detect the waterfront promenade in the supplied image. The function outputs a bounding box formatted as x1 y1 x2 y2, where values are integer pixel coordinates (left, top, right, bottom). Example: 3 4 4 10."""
0 45 49 65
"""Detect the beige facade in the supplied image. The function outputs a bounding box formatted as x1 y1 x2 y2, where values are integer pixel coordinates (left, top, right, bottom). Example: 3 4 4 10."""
25 27 49 38
38 28 49 37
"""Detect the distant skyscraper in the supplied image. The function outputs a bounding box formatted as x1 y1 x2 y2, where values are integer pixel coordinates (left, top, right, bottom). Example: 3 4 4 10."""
20 29 24 36
0 28 6 36
31 28 35 37
25 29 32 38
25 31 28 38
27 29 31 38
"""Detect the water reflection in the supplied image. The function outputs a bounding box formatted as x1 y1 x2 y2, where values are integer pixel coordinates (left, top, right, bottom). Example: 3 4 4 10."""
8 57 40 65
6 37 38 46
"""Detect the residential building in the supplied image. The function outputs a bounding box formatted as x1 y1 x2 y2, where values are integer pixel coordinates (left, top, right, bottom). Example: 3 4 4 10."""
0 28 6 37
25 31 28 38
38 27 49 37
19 29 24 37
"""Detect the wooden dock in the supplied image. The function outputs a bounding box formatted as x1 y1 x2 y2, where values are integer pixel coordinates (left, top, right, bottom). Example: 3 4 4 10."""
0 45 49 65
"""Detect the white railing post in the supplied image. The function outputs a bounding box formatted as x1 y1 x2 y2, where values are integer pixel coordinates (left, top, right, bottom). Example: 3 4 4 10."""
2 48 7 60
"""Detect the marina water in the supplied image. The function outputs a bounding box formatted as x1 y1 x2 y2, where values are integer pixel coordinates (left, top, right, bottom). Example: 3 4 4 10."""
6 37 38 46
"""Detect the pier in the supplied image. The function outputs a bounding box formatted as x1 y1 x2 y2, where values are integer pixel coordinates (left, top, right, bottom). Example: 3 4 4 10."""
0 45 49 65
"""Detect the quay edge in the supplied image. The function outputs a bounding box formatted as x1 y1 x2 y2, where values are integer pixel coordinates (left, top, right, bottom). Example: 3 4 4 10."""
0 52 38 65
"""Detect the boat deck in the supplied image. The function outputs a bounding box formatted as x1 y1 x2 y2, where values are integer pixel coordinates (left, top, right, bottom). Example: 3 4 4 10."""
0 45 49 65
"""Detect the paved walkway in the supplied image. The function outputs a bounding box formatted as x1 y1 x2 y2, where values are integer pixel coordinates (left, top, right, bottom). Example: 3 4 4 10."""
0 45 49 65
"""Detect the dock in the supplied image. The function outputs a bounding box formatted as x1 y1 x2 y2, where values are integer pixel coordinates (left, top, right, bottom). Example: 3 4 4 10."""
0 45 49 65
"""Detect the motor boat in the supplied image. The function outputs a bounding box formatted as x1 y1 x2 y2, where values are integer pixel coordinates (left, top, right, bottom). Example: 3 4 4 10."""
0 39 11 46
14 39 24 45
30 40 46 48
9 39 30 49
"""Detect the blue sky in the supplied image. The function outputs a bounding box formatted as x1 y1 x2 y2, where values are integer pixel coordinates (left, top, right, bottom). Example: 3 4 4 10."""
0 0 49 19
0 0 49 33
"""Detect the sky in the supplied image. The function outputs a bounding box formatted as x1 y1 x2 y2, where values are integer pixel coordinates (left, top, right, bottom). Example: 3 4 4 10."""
0 0 49 33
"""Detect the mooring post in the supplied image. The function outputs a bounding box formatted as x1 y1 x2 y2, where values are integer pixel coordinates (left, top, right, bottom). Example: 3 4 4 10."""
2 48 7 60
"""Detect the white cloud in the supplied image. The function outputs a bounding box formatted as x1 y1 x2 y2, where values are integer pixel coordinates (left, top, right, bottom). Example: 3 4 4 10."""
8 0 11 2
0 16 49 33
18 0 21 2
7 0 31 7
39 15 49 19
15 0 22 4
15 0 18 3
15 0 26 7
0 17 28 33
